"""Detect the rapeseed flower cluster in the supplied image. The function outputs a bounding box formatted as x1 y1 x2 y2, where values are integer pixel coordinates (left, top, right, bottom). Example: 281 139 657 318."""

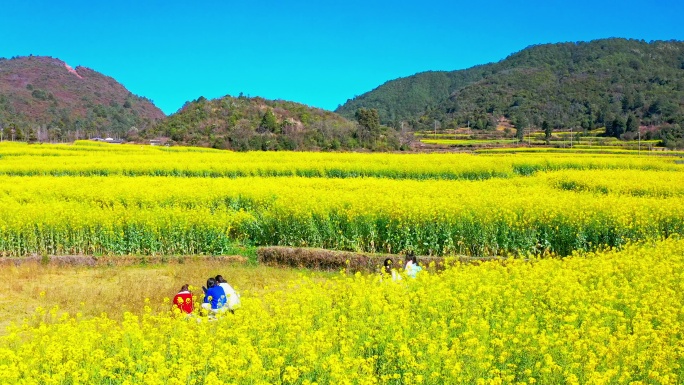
1 238 683 384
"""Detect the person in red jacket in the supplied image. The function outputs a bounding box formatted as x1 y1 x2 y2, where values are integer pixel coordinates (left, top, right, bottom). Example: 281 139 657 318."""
172 284 194 314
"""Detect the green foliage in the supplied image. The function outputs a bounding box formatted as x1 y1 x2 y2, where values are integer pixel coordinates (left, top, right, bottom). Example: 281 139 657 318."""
606 117 626 138
657 124 684 149
354 107 381 144
626 114 638 133
31 89 49 101
337 38 684 144
543 121 552 144
14 124 25 141
260 109 279 133
145 95 401 151
26 128 37 143
355 108 380 130
337 70 483 126
514 115 528 141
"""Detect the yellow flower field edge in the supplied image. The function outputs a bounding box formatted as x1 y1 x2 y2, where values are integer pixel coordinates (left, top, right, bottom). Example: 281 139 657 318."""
1 170 684 257
2 238 683 384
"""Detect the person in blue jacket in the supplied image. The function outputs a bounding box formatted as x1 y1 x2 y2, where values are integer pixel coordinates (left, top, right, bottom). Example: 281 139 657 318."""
201 277 226 313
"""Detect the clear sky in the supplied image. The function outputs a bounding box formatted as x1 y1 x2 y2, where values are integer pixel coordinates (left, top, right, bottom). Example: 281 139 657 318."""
2 0 683 115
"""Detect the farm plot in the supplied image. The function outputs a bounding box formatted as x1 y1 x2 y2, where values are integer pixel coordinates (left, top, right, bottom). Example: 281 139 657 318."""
0 142 683 257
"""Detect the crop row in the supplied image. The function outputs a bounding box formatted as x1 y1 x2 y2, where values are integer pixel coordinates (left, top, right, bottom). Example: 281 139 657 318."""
0 142 680 181
0 169 682 257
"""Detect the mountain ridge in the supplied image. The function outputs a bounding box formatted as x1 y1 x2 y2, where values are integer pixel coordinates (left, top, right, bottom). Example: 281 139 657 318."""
0 55 165 141
336 38 684 146
3 39 684 149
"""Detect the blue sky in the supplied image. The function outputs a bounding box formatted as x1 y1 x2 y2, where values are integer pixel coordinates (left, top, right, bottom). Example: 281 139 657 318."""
2 0 683 115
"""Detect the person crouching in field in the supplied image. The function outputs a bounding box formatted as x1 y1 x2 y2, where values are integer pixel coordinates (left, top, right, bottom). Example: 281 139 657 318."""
202 277 226 314
405 253 423 278
382 258 401 281
173 284 194 314
215 275 241 313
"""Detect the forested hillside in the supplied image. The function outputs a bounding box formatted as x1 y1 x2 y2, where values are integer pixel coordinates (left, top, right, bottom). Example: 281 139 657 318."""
142 95 404 151
0 56 165 141
4 40 682 149
337 39 684 147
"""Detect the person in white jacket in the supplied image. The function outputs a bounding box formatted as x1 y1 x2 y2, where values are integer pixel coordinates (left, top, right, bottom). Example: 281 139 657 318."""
215 275 240 313
404 253 423 278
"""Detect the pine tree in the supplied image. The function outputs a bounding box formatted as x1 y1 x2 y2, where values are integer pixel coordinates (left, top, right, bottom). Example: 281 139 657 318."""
514 115 528 142
543 121 552 145
626 114 638 132
260 110 279 133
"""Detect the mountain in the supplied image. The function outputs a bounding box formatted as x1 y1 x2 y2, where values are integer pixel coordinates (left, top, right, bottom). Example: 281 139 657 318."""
0 56 164 141
336 39 684 145
141 95 404 151
336 68 492 125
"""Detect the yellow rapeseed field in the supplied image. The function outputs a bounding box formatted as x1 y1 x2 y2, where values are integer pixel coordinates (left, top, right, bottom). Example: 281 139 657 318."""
2 141 684 383
1 239 683 384
0 141 683 257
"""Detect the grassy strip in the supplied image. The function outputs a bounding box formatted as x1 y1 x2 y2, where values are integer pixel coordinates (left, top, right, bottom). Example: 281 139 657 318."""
0 254 248 267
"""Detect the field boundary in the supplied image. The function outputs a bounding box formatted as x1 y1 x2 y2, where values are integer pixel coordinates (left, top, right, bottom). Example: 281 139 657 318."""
0 254 248 267
0 248 527 270
257 246 513 273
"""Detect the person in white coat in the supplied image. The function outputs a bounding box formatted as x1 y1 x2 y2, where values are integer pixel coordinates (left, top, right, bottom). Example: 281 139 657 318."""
404 253 423 278
215 275 240 313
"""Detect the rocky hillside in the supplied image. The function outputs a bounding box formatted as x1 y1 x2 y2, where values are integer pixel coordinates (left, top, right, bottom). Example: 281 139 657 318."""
0 56 164 141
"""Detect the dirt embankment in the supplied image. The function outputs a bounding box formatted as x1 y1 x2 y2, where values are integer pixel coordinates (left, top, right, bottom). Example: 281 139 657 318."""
1 248 512 272
257 247 510 273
